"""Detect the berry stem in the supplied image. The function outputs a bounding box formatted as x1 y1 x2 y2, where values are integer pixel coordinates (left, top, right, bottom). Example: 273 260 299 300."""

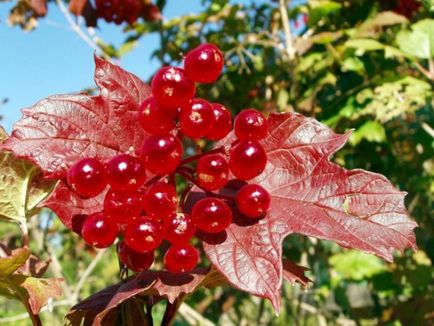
145 174 165 186
180 146 225 166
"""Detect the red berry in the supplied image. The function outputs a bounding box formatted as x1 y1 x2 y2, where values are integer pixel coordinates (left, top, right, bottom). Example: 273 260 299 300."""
106 154 146 192
236 184 270 218
151 66 196 109
164 243 199 273
179 98 213 139
81 212 118 248
229 141 267 180
192 198 232 233
138 96 177 135
196 154 229 191
184 43 224 84
205 103 232 141
67 158 107 198
234 109 267 141
163 213 196 244
143 182 178 219
123 217 163 253
103 189 144 225
118 241 154 272
141 134 183 175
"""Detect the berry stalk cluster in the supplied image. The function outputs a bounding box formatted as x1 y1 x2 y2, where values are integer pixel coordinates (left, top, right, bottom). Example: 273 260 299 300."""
66 44 271 273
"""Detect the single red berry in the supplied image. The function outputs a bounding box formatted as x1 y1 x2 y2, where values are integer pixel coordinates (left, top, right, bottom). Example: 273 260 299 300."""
179 98 213 139
118 241 154 272
229 141 267 180
164 243 199 273
234 109 267 141
205 103 232 141
123 216 163 253
138 96 177 135
236 184 270 218
140 134 183 175
163 213 196 244
67 158 107 198
143 182 178 219
151 66 196 109
81 212 118 248
196 154 229 191
106 154 146 192
184 43 224 84
104 189 144 225
192 198 232 233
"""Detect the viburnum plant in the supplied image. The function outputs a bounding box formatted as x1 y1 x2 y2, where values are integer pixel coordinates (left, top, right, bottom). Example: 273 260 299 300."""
0 43 418 324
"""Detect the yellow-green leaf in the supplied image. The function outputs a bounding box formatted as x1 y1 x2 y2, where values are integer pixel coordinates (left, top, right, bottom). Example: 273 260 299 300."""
0 248 30 277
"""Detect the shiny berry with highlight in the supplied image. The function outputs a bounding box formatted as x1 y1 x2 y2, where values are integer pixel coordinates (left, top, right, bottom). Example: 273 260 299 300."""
123 216 163 253
140 134 183 175
118 241 154 273
103 189 144 225
164 243 199 273
205 103 232 141
229 141 267 180
81 212 118 248
151 66 196 109
67 158 107 198
184 43 224 83
236 184 270 218
196 154 229 191
105 154 146 192
192 198 232 233
179 98 213 139
138 96 177 135
234 109 267 141
143 182 178 219
163 213 196 244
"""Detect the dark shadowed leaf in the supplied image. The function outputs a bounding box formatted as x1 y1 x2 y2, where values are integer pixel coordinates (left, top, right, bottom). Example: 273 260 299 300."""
282 259 311 287
198 112 417 311
67 268 225 325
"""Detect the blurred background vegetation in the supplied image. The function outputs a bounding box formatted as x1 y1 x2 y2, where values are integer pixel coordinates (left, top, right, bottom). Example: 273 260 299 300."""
0 0 433 325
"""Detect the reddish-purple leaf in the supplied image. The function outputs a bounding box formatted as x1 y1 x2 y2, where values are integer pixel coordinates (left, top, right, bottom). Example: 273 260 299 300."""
198 112 417 311
282 259 311 287
2 56 150 179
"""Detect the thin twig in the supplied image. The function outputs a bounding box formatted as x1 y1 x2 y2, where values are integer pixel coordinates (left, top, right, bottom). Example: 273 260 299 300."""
55 0 110 60
279 0 296 60
178 303 215 326
414 62 433 80
422 122 434 139
71 249 107 302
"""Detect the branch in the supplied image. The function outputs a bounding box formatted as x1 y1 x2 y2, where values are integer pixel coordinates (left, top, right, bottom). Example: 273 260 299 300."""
279 0 296 60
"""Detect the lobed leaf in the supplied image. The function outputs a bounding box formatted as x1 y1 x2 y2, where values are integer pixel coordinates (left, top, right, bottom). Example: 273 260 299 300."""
0 247 62 314
198 112 417 311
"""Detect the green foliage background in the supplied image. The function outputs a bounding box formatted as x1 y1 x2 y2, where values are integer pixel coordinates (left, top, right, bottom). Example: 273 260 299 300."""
0 0 433 325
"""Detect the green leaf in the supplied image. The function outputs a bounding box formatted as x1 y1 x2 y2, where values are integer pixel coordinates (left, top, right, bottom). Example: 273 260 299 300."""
349 121 386 146
0 248 30 277
345 39 385 54
329 250 387 281
0 134 56 223
396 30 431 59
356 11 408 37
412 19 434 57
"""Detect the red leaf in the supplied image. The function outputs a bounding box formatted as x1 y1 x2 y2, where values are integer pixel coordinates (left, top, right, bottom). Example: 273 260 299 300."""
2 55 151 180
41 181 105 233
67 268 224 325
198 112 417 311
69 0 88 16
30 0 47 16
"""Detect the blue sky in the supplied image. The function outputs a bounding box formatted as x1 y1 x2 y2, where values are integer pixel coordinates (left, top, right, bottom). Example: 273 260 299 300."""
0 1 208 132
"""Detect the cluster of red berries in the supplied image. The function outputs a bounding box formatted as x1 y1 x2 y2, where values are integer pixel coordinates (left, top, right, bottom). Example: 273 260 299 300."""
95 0 160 25
66 43 271 274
